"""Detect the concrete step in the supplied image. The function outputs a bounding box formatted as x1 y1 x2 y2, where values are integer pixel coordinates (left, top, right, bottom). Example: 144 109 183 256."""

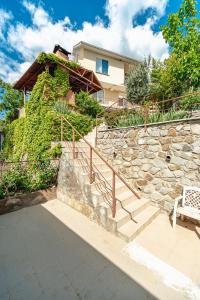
117 206 160 242
91 177 125 194
61 139 160 241
82 168 113 183
107 198 151 228
64 152 107 163
105 197 150 216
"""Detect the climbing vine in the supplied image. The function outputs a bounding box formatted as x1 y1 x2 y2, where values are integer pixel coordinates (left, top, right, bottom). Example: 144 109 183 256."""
37 52 80 69
3 60 93 161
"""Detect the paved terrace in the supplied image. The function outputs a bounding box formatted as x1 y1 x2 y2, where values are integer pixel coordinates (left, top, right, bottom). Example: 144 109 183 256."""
0 199 199 300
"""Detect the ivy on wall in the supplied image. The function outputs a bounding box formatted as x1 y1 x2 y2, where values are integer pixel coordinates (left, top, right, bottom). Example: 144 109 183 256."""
3 61 93 161
37 52 80 70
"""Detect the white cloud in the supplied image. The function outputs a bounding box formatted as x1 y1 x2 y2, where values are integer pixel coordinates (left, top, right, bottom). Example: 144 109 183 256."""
0 9 12 41
0 0 169 83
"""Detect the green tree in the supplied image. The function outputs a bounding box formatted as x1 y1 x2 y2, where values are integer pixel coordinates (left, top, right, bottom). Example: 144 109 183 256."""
75 91 104 118
0 78 23 122
126 59 150 104
150 55 184 101
161 0 200 89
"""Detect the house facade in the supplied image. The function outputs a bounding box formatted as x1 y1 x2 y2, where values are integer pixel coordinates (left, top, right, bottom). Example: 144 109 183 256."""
73 41 139 108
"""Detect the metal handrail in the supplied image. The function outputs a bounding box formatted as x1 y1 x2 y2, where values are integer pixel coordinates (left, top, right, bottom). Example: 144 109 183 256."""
65 143 114 208
61 115 140 218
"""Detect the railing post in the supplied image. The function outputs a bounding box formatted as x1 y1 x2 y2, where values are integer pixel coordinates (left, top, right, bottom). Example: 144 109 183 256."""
112 171 116 218
61 116 63 142
72 129 76 159
144 104 149 132
95 116 98 147
89 146 95 184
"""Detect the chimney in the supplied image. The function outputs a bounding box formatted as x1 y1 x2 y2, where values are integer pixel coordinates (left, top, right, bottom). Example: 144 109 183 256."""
53 44 71 61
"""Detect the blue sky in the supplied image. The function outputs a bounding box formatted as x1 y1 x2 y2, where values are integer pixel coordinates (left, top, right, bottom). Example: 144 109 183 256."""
0 0 199 83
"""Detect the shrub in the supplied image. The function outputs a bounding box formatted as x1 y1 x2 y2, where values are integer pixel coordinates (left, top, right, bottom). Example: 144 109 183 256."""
0 185 6 200
48 144 62 158
1 165 31 194
54 101 69 115
179 90 200 110
30 160 58 191
104 109 135 128
52 111 93 142
116 110 188 127
75 91 104 118
0 160 59 199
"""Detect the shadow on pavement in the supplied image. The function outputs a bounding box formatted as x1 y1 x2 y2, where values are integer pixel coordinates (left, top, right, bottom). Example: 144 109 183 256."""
0 204 157 300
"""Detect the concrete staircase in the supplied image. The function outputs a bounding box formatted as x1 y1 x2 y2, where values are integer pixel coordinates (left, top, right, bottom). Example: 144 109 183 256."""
57 141 160 242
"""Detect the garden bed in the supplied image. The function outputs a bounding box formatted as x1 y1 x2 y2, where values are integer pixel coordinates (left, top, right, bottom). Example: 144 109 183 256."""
0 186 56 215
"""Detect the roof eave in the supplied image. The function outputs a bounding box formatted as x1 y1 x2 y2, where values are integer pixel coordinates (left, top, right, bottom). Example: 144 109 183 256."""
73 41 141 64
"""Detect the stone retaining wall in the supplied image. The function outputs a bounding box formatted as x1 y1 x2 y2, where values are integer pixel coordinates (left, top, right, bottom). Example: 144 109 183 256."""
97 119 200 213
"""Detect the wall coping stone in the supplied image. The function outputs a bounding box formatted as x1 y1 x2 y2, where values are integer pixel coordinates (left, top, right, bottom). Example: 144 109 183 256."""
98 117 200 133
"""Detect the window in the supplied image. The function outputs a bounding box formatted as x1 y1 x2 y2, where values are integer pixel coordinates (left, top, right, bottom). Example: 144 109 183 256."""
96 58 109 75
93 90 104 103
118 97 128 108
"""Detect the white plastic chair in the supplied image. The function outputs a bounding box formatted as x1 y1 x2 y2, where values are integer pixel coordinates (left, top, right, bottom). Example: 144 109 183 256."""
173 186 200 228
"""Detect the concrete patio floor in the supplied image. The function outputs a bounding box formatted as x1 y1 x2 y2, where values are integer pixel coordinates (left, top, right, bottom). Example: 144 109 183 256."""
133 213 200 286
0 199 199 300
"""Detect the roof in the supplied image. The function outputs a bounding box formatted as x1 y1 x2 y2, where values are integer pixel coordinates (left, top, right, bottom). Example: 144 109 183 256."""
73 41 140 64
13 57 102 94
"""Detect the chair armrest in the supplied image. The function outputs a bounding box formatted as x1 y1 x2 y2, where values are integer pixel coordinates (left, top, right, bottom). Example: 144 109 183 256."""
174 196 182 210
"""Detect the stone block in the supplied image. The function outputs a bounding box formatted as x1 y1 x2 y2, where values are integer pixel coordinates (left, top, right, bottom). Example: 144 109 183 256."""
172 136 184 143
185 161 198 170
182 144 193 152
170 156 185 166
184 136 194 144
123 162 131 167
148 145 161 152
132 159 142 166
141 164 152 172
168 164 180 171
148 129 160 137
136 179 148 186
152 158 166 168
174 170 184 178
172 144 183 151
182 125 191 131
151 192 162 201
131 172 139 179
145 173 154 181
158 152 166 159
144 152 156 159
149 167 160 175
162 144 170 151
160 130 168 137
160 169 174 178
155 183 162 191
160 187 172 195
146 139 159 145
168 128 177 137
143 185 154 193
138 138 146 145
179 151 192 160
160 137 172 145
191 124 200 135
